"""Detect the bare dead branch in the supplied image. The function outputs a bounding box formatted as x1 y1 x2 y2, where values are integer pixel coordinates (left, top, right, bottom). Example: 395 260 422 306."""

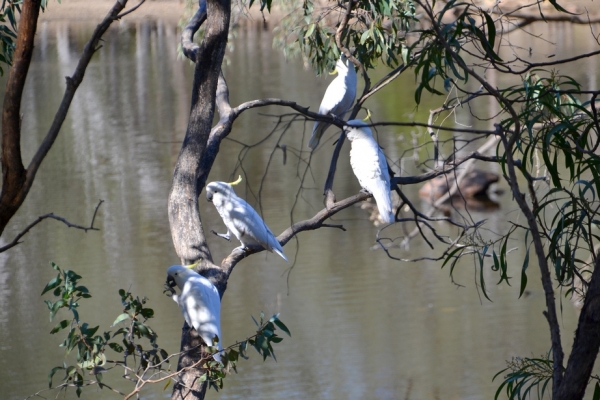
0 200 104 253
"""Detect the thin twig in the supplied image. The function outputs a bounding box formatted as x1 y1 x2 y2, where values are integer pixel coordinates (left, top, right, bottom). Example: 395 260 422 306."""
0 200 104 253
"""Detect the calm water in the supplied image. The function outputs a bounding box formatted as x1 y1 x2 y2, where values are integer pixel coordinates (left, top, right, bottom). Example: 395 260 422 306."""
0 17 593 400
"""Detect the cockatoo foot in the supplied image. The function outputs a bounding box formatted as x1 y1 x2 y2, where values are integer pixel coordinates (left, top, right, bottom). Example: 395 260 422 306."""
233 245 249 254
359 188 371 194
211 230 231 241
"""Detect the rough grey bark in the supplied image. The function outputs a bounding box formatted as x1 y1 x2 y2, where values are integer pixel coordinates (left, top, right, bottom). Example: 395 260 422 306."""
168 0 231 398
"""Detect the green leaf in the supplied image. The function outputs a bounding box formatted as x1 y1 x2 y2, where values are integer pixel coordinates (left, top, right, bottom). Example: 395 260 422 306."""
74 286 89 294
135 321 151 337
140 308 154 319
50 300 67 322
84 325 99 337
592 381 600 400
272 316 291 337
483 12 496 48
48 366 64 388
548 0 573 14
41 276 62 295
66 365 76 376
519 247 530 298
111 313 129 327
50 319 70 334
304 23 315 39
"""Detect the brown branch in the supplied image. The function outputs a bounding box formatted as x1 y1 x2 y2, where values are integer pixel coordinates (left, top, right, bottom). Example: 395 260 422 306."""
0 0 41 235
169 0 232 397
418 0 565 391
357 62 410 108
27 0 130 191
556 253 600 399
181 0 207 61
510 49 600 75
0 0 130 237
0 200 104 253
117 0 146 19
0 0 127 238
220 191 371 273
497 10 600 24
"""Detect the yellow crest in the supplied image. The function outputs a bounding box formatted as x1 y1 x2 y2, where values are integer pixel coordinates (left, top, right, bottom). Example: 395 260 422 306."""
362 108 372 122
228 175 243 186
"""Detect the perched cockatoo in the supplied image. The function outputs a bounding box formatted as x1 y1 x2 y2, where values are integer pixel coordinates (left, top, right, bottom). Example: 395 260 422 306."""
345 120 395 224
206 176 288 262
166 265 223 363
309 54 357 149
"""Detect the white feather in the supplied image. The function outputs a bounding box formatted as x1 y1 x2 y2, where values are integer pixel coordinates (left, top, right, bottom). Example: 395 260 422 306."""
309 55 357 149
206 181 288 262
345 120 394 224
167 265 223 363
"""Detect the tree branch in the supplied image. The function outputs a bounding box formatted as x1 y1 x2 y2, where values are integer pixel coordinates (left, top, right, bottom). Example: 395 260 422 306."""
556 253 600 399
181 0 207 61
0 0 41 235
220 191 371 274
0 200 104 253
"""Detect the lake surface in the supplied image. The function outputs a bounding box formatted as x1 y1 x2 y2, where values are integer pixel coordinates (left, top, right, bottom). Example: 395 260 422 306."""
0 15 593 400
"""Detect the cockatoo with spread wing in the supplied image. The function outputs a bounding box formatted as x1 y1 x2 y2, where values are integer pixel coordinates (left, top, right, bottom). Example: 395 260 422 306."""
166 265 223 363
309 54 357 150
345 120 395 224
206 176 288 261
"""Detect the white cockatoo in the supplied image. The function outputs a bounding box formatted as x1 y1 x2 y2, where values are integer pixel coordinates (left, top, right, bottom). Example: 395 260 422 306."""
206 176 288 262
345 120 395 224
166 265 223 363
309 54 357 150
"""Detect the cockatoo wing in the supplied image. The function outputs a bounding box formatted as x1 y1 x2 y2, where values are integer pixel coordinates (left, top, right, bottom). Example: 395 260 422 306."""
350 136 394 224
227 196 288 262
178 276 223 362
309 66 357 149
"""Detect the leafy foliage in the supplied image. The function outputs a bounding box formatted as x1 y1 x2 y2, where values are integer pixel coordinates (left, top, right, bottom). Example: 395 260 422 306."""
493 355 554 400
273 0 416 75
204 312 291 391
39 263 291 397
0 0 21 75
42 262 169 397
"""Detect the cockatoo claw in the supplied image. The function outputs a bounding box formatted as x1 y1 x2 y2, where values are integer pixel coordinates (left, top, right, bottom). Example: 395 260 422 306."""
211 230 231 241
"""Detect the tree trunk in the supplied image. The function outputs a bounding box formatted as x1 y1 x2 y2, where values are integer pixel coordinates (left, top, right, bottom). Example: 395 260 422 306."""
0 0 41 235
168 0 231 398
555 254 600 399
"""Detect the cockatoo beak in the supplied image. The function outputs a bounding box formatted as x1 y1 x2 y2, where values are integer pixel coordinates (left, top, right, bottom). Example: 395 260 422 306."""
206 192 213 202
164 276 176 296
329 68 338 75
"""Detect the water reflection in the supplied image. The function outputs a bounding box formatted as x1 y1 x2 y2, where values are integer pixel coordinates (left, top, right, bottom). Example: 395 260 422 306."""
0 19 585 400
